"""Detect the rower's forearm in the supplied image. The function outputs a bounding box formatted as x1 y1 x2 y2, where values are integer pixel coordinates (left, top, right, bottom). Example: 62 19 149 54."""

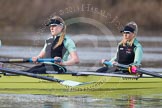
37 51 45 58
62 58 79 66
134 47 143 65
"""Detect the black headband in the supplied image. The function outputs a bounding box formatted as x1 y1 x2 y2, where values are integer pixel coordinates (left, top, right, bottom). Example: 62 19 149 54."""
46 19 63 26
120 26 135 33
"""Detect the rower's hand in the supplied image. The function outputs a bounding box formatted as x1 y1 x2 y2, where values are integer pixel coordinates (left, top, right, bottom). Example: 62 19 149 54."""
101 59 107 64
32 56 39 63
128 65 137 74
54 57 62 65
102 60 113 67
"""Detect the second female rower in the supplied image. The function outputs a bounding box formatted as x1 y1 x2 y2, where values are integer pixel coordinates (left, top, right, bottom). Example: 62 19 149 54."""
97 21 143 74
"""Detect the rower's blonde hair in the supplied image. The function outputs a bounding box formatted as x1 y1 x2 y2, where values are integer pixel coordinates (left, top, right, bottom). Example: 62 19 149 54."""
126 21 138 36
119 21 138 46
52 16 66 49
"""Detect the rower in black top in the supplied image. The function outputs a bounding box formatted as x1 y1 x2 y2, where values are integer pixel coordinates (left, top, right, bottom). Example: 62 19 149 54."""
26 16 79 74
96 21 143 73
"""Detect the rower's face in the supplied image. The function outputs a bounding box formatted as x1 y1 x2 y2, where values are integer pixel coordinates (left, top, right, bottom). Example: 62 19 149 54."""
50 25 63 36
123 32 135 41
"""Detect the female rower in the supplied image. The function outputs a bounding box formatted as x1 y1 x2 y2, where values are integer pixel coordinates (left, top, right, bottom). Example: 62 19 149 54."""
97 21 143 74
26 16 79 74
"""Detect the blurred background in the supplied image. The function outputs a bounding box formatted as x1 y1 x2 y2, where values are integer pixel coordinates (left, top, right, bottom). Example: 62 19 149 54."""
0 0 162 35
0 0 162 70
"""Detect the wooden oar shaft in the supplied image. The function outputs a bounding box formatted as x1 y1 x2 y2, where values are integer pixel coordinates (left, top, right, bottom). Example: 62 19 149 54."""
0 58 60 63
0 58 28 63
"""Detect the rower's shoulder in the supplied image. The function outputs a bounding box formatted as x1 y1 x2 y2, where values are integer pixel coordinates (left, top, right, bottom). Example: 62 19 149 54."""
64 35 76 50
134 38 142 47
64 35 72 40
64 35 75 43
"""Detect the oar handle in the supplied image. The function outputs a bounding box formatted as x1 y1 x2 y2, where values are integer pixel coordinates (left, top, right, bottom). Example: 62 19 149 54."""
103 61 113 67
0 58 61 63
29 58 61 63
104 61 129 68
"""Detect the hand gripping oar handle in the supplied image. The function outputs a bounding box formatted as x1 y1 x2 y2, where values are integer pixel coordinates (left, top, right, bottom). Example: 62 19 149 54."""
28 58 61 63
115 63 162 78
103 61 113 67
0 58 61 63
104 61 162 78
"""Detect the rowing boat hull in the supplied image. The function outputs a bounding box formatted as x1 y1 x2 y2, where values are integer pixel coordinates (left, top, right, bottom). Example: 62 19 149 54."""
0 73 162 95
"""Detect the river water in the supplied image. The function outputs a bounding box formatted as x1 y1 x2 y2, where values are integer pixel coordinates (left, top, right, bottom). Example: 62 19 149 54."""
0 33 162 107
0 93 162 108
